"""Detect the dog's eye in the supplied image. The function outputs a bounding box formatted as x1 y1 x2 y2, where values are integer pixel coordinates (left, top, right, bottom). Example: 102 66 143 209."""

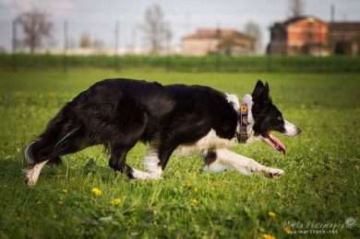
277 116 283 121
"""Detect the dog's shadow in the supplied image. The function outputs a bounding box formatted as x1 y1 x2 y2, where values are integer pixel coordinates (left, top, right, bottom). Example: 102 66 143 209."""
0 157 26 186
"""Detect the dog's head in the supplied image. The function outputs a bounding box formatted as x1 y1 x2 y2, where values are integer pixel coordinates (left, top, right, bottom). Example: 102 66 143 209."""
237 80 301 154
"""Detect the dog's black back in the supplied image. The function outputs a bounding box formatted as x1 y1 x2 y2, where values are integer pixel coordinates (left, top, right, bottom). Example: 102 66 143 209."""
27 79 238 178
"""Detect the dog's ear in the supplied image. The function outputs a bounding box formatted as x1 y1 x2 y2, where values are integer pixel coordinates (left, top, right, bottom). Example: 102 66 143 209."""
264 82 270 92
252 80 270 104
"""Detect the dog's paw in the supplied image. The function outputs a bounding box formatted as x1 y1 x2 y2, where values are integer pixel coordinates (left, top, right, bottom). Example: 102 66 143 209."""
262 167 284 179
22 160 49 186
23 167 37 186
132 169 163 180
145 172 163 180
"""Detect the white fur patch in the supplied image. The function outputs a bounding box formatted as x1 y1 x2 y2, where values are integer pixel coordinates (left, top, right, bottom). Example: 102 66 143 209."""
143 150 162 179
241 94 255 142
215 149 255 175
132 169 162 180
175 129 236 156
284 120 298 136
131 168 152 180
24 160 49 186
129 149 163 180
226 93 240 110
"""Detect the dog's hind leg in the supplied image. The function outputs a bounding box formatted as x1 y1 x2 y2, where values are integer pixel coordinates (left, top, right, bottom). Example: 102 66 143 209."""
24 159 50 186
24 127 86 186
107 98 158 180
108 145 134 178
109 145 152 180
143 147 163 179
24 140 51 186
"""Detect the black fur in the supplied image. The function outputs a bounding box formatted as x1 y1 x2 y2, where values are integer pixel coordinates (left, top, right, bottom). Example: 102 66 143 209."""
26 79 238 178
204 151 217 166
251 80 286 136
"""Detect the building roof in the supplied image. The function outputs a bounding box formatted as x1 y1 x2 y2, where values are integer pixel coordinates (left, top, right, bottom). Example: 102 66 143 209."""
272 15 325 28
330 22 360 31
183 29 254 41
283 16 308 25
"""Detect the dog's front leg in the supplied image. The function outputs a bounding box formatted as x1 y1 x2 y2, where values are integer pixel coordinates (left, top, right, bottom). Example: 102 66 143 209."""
215 148 284 178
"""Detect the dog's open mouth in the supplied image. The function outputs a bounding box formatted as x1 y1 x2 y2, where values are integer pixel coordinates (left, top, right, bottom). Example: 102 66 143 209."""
264 133 286 154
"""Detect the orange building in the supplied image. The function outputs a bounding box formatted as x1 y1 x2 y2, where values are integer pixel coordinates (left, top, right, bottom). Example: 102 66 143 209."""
268 16 329 56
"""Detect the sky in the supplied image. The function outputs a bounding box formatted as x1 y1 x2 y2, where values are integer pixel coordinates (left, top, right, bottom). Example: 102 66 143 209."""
0 0 360 53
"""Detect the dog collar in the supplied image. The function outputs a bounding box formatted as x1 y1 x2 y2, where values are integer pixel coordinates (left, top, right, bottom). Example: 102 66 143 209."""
237 103 249 143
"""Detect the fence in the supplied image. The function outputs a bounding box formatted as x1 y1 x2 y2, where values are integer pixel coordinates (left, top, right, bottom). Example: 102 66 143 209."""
0 17 189 57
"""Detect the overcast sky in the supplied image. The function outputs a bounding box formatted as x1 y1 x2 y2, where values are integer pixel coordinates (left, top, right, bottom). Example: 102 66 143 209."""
1 0 360 52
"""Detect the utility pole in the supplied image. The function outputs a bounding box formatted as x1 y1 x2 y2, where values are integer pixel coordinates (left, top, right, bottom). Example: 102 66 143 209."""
63 20 68 73
330 4 336 55
331 4 335 22
165 21 172 71
11 18 18 70
216 22 221 72
12 19 17 53
115 21 119 55
114 21 120 70
132 27 137 54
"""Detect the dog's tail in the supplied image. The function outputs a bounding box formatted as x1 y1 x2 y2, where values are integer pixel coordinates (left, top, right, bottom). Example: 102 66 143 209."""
24 102 80 166
24 140 37 166
24 138 66 167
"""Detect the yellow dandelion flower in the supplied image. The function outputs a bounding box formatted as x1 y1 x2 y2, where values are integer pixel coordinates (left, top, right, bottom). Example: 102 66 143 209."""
91 187 103 197
268 211 276 218
62 189 68 193
262 234 275 239
283 226 292 234
111 198 122 206
191 199 199 207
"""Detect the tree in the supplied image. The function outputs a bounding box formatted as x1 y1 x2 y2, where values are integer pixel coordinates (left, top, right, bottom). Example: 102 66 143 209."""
142 4 171 55
164 22 172 55
80 32 91 48
289 0 304 17
244 21 262 53
17 10 53 54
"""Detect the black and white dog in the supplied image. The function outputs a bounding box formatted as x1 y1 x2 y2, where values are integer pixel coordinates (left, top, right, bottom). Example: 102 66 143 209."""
24 79 300 185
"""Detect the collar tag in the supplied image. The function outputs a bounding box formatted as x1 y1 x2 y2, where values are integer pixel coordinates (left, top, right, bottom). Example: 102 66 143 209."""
238 103 249 143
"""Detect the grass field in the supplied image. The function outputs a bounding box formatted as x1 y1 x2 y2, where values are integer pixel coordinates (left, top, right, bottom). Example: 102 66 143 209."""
2 54 360 73
0 68 359 238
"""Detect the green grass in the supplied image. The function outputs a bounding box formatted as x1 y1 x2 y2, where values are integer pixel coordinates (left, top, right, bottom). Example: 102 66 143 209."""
0 68 359 238
2 54 360 72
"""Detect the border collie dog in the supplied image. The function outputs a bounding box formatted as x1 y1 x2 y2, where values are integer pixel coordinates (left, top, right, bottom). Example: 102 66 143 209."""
24 79 300 185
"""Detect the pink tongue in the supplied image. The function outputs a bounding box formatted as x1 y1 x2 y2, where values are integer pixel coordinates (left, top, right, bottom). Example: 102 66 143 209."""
269 134 286 154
